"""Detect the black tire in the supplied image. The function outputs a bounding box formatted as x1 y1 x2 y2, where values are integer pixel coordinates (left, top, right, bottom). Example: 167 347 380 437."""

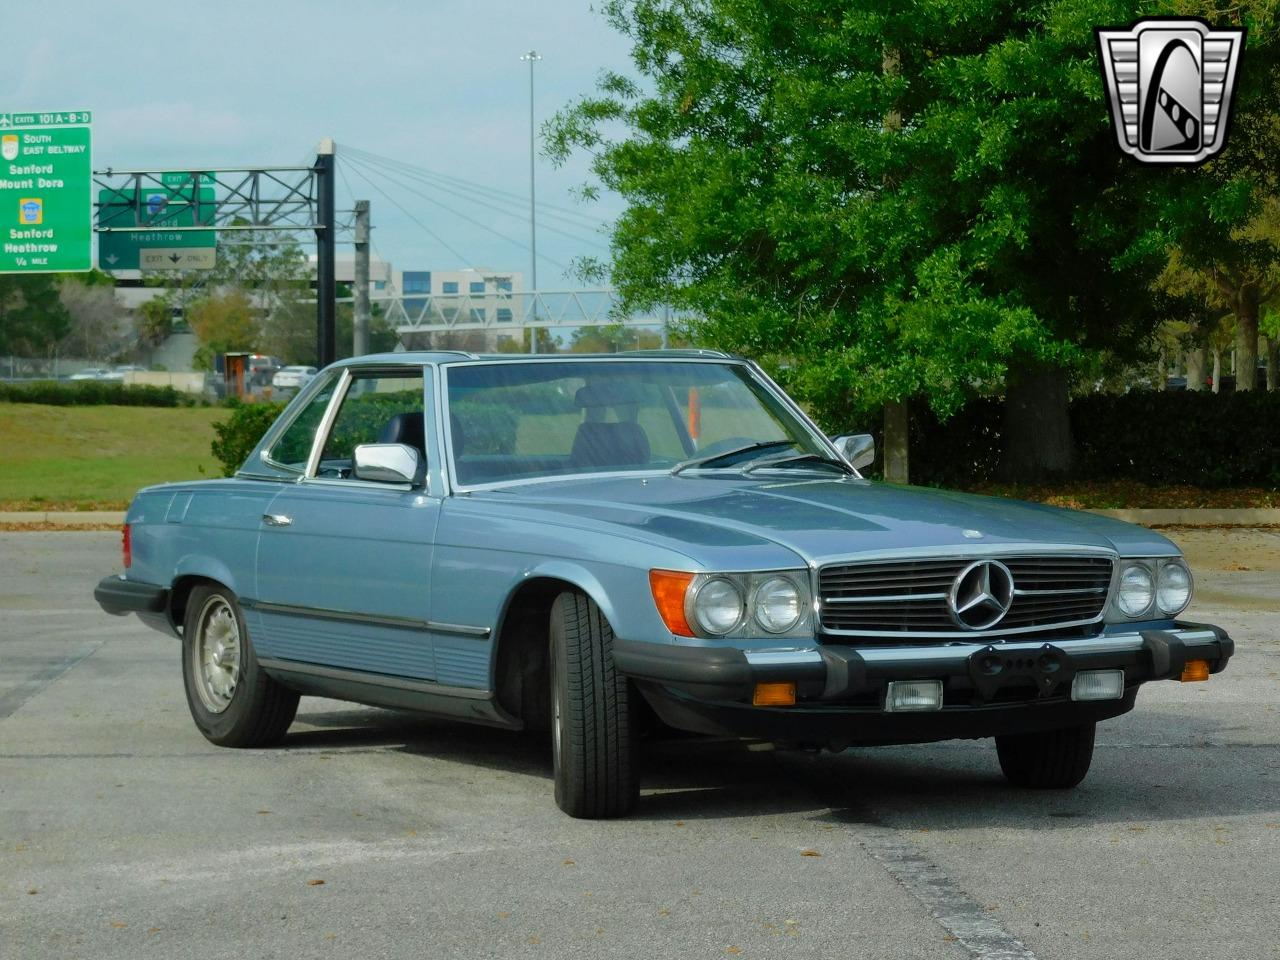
181 583 299 748
549 591 640 818
996 722 1096 789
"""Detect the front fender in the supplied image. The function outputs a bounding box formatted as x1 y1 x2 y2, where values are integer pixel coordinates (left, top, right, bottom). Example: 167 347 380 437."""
516 559 624 633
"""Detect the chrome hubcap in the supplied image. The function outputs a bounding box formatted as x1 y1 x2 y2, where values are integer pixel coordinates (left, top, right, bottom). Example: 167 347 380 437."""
193 597 240 714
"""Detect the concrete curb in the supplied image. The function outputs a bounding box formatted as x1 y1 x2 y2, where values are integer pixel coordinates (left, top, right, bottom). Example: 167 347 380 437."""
0 507 1277 529
2 511 127 527
1086 508 1280 526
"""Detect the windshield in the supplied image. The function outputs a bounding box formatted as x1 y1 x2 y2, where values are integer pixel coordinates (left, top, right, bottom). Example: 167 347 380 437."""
445 360 827 486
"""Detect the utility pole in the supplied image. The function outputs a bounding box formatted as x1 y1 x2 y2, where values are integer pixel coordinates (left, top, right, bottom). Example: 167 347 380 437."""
353 199 371 357
315 138 337 367
521 50 542 354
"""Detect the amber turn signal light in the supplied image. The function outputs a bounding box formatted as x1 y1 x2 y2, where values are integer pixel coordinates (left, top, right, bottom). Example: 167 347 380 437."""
649 569 695 637
1180 659 1211 682
753 682 796 707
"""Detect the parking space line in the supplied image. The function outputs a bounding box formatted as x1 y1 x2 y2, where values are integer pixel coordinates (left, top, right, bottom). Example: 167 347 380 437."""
805 765 1038 960
0 641 102 721
858 826 1039 960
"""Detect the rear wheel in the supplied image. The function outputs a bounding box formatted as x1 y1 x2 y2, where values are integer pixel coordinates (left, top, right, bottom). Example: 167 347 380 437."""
181 584 299 748
549 591 639 818
996 722 1096 789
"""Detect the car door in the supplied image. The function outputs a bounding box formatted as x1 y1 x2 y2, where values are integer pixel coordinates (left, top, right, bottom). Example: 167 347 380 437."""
252 364 442 681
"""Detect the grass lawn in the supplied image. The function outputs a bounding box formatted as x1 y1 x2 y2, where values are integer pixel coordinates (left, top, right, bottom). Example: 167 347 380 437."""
0 401 1273 512
0 403 228 510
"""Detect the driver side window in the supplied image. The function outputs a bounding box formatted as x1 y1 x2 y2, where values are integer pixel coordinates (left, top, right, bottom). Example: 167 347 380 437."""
316 370 426 478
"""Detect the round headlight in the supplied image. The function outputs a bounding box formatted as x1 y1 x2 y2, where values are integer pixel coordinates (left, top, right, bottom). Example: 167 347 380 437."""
1117 563 1155 617
754 577 802 633
693 578 743 635
1157 560 1193 616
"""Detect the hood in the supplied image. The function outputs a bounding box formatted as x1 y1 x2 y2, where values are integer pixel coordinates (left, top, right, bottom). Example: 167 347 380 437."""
472 473 1177 567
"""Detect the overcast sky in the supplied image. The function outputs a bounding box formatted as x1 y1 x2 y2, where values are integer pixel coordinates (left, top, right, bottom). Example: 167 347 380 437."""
1 0 635 285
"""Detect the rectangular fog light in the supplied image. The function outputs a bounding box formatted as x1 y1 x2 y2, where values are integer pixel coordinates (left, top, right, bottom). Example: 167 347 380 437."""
885 680 943 713
1072 669 1125 702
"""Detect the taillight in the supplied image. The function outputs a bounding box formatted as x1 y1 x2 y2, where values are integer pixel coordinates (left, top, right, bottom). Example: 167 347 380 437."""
122 523 132 569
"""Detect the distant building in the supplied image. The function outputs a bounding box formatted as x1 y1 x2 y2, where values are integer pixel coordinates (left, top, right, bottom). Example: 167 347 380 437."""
390 267 525 352
307 253 396 298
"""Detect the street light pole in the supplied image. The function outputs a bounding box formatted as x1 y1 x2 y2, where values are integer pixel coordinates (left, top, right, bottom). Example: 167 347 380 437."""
520 49 542 354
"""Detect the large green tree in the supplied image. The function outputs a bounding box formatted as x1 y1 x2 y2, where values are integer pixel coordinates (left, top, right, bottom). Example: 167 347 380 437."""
187 290 260 371
1158 1 1280 391
549 0 1277 479
0 274 71 359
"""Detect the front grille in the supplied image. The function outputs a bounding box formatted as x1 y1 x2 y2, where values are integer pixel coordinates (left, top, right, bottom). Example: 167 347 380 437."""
818 555 1114 637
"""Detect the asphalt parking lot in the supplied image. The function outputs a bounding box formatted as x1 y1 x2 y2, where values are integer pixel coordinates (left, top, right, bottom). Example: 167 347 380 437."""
2 529 1277 960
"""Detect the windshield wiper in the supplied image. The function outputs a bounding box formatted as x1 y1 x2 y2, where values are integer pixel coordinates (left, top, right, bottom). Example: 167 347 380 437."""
741 452 854 476
670 440 796 476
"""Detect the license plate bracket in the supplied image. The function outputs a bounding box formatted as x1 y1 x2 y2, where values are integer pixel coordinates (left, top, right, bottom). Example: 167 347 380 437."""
966 643 1076 702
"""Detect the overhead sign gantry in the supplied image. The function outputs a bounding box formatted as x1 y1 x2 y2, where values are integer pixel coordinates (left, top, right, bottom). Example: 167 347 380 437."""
93 140 339 364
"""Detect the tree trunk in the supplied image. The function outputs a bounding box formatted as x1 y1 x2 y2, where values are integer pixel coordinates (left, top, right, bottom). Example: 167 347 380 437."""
1186 344 1207 391
1266 335 1279 391
1235 286 1260 390
883 399 909 484
1000 362 1074 481
1211 348 1221 393
879 47 908 485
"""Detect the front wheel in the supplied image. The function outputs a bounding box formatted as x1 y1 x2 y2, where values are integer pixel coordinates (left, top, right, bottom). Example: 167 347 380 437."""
996 722 1096 789
181 583 299 748
549 591 640 818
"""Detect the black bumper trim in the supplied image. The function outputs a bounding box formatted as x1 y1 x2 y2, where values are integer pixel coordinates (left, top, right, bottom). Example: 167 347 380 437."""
94 575 168 617
612 639 756 696
614 622 1235 706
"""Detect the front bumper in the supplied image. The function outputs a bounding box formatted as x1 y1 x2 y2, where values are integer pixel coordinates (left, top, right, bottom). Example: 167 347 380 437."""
614 622 1233 743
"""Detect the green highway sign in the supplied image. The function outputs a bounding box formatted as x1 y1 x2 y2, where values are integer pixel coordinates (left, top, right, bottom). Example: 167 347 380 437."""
98 174 217 271
0 110 92 273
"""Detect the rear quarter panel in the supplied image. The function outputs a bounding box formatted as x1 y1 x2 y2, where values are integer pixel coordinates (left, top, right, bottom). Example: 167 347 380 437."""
126 478 286 631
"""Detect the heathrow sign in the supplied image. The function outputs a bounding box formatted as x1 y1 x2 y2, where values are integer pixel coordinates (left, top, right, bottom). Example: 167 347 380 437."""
98 172 217 271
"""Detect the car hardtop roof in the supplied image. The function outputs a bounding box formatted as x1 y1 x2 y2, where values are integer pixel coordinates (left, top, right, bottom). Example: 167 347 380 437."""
331 348 736 368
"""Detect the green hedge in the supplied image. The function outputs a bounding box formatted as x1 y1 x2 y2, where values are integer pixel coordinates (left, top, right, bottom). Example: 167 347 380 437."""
0 379 194 407
211 401 286 477
207 387 1280 488
899 390 1280 488
1071 391 1280 487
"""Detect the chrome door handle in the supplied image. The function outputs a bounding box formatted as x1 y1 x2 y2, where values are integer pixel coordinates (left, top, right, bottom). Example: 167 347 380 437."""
262 514 293 527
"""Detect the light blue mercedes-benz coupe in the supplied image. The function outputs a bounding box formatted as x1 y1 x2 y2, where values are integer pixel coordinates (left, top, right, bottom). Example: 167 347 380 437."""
96 351 1233 818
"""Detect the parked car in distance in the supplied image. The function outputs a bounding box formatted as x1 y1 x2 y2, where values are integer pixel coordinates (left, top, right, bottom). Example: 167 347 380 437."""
248 355 283 387
95 350 1234 818
271 365 317 389
103 364 149 382
68 367 111 381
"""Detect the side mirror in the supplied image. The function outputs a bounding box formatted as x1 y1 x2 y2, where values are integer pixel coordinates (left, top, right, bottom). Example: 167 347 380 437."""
832 434 875 471
353 443 421 484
